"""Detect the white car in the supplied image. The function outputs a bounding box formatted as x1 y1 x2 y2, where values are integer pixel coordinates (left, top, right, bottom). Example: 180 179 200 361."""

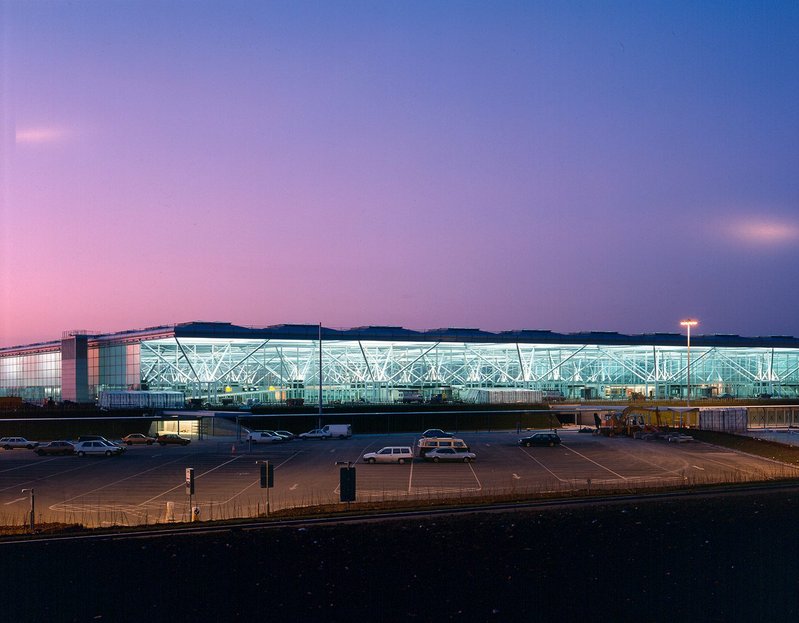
299 424 352 440
362 446 413 464
246 431 284 444
74 440 124 457
0 437 39 450
424 447 476 463
299 429 329 439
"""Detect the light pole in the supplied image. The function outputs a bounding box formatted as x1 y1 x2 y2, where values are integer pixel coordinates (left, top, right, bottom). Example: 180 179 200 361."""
680 319 698 411
318 322 323 430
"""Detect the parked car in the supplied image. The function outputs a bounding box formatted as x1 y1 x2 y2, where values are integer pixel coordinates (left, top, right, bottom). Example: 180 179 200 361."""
0 437 39 450
156 433 191 446
362 446 413 464
74 440 124 457
273 430 296 440
424 447 476 463
416 437 470 457
299 429 328 439
518 432 561 447
246 431 284 444
299 424 352 440
421 429 454 438
35 441 75 456
121 433 156 445
77 436 126 451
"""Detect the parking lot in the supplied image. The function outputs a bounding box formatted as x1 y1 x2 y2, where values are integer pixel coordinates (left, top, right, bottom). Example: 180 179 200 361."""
1 428 797 527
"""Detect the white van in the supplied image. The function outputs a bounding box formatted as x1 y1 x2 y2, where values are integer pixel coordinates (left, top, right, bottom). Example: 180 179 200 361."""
362 446 413 464
416 437 470 457
299 424 352 440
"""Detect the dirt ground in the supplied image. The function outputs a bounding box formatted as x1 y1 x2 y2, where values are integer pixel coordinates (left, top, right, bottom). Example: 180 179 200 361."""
2 486 798 623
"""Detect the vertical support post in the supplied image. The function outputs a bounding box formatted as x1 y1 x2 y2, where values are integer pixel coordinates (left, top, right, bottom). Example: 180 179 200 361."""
681 319 698 414
22 489 34 533
318 322 323 430
258 461 274 517
686 323 691 408
185 468 195 522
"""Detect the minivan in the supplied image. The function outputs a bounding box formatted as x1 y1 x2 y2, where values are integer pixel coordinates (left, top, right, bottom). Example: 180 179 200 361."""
416 437 470 457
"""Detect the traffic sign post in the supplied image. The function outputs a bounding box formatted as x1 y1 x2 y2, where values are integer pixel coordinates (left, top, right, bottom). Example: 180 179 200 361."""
21 488 34 533
257 461 274 516
185 467 195 495
336 462 356 503
185 468 196 522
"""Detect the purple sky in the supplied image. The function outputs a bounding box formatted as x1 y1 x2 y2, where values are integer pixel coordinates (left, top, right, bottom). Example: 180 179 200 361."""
2 1 799 347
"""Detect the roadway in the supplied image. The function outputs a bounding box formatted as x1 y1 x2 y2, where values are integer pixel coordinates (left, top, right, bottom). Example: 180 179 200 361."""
1 428 796 527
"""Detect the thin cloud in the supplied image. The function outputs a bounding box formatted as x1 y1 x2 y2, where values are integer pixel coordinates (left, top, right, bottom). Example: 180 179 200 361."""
15 126 70 144
726 218 799 245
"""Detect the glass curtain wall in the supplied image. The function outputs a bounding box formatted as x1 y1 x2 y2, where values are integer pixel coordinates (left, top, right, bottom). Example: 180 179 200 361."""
137 338 799 404
0 349 62 401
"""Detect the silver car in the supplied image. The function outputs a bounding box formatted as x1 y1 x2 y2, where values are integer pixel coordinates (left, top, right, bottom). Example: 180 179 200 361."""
424 447 476 463
0 437 39 450
246 431 284 444
74 440 124 457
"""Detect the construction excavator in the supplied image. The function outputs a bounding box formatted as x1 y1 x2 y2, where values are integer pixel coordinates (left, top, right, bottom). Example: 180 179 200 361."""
599 405 699 440
598 406 665 438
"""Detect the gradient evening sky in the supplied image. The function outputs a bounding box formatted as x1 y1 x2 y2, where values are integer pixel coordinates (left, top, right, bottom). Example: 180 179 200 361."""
2 1 798 348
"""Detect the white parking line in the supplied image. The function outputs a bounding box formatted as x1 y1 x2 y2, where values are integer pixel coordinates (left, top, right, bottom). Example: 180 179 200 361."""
139 456 244 506
54 454 189 508
563 445 628 480
691 454 765 476
218 451 304 505
4 497 26 505
613 447 690 477
467 462 482 490
0 457 60 473
520 448 568 482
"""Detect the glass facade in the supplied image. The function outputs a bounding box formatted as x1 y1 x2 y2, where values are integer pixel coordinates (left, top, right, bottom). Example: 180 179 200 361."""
0 348 61 401
89 342 141 397
3 324 799 404
139 337 799 404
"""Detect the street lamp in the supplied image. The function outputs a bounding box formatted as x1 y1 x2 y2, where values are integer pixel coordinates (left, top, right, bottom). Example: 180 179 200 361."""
680 319 698 410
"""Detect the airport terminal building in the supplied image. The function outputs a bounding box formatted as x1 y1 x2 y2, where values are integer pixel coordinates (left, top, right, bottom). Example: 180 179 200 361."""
1 322 799 405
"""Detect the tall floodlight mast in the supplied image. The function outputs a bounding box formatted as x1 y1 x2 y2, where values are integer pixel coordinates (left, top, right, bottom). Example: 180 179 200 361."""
680 319 699 409
318 323 323 429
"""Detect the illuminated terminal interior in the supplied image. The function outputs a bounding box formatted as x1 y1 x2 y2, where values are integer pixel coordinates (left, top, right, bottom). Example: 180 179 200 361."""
1 322 799 404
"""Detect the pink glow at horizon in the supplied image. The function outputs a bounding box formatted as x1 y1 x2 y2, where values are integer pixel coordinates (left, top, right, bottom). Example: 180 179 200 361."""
2 2 799 348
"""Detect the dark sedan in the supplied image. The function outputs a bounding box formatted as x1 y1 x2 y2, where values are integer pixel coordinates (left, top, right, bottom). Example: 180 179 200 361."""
35 441 76 456
421 429 454 438
156 433 191 446
518 432 561 447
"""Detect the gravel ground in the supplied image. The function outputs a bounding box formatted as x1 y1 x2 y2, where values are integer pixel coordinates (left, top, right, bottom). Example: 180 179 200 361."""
3 489 799 623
